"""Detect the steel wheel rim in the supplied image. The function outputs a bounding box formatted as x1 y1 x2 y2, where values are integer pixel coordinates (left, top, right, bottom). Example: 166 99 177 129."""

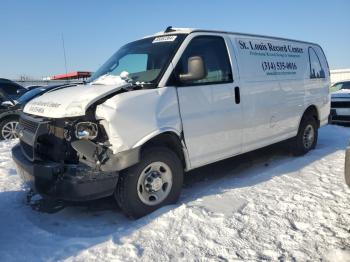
137 161 173 206
2 121 18 140
303 124 314 149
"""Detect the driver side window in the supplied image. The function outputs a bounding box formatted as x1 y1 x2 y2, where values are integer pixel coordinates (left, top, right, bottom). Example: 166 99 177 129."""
175 36 233 86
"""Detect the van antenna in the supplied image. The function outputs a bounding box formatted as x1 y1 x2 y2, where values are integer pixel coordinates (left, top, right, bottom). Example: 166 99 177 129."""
61 33 68 82
164 26 174 33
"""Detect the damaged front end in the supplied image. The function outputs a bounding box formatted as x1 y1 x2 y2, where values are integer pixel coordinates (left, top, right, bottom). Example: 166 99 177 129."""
12 112 140 201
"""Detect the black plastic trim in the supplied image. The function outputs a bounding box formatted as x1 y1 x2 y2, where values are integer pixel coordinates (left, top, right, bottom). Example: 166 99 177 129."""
12 144 119 201
234 86 240 104
71 140 140 172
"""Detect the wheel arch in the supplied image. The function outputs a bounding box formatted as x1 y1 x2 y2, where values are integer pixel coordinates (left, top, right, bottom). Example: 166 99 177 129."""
0 112 20 123
136 130 190 171
299 105 320 128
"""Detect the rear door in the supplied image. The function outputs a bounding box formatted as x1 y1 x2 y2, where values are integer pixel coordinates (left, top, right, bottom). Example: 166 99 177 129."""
174 35 243 168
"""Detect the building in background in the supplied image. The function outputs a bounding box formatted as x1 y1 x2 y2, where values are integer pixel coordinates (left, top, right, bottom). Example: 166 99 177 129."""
43 71 92 81
330 69 350 84
13 71 92 87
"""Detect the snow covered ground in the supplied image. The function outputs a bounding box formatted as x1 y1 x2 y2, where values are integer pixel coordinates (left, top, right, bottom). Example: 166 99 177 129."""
0 125 349 261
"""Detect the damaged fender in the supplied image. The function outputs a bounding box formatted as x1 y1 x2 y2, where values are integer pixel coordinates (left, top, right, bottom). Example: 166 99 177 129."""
95 86 185 160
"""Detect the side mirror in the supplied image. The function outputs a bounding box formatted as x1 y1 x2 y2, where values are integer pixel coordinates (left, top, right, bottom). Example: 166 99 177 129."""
179 56 206 82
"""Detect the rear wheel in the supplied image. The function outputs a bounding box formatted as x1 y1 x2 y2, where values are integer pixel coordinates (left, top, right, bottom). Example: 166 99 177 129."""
290 114 318 156
0 117 19 140
115 146 183 218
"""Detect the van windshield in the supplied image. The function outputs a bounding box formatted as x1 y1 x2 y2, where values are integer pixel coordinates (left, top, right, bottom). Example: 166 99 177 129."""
89 34 186 87
330 81 350 92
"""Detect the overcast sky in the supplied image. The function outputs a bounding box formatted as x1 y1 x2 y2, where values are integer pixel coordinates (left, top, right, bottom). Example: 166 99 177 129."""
1 0 349 79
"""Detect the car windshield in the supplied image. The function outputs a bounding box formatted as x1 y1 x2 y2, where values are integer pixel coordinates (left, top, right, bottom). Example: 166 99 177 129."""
341 82 350 90
89 34 186 86
17 87 47 103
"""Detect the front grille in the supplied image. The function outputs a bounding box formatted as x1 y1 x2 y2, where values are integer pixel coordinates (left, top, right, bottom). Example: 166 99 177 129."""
19 117 39 133
331 115 350 122
331 101 350 108
18 115 79 164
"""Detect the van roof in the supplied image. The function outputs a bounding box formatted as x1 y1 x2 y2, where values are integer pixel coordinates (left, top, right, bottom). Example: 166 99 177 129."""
150 27 319 46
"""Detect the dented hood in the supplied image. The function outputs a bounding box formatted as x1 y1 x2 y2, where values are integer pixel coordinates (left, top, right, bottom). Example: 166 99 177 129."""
23 82 129 118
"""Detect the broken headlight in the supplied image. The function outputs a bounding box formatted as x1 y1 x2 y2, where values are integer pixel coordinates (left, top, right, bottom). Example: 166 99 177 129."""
75 122 98 140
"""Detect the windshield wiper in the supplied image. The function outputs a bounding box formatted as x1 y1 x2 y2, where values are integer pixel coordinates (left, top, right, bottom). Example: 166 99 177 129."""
89 72 155 89
129 81 155 89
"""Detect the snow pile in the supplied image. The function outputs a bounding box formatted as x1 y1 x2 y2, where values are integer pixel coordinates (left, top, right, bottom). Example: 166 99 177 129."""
0 125 349 261
91 74 126 85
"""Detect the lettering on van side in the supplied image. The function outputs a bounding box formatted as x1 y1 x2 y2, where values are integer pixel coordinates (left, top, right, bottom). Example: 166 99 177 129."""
27 101 61 114
29 101 61 108
236 38 307 79
261 61 297 72
28 106 45 113
238 40 303 54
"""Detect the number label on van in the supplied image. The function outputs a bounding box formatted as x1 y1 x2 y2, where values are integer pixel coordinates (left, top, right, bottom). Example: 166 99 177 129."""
152 36 177 43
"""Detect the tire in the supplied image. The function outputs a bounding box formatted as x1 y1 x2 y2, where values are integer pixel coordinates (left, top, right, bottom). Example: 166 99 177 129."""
0 117 19 140
290 114 318 156
115 146 184 219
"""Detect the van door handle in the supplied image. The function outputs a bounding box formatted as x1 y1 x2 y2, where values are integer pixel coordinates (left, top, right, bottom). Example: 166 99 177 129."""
234 86 240 104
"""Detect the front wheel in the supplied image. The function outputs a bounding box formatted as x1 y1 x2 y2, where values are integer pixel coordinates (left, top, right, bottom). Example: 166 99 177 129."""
290 114 318 156
0 117 19 140
115 146 183 218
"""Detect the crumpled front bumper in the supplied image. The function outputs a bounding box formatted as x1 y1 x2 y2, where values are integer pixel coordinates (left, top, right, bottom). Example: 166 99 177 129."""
12 144 119 201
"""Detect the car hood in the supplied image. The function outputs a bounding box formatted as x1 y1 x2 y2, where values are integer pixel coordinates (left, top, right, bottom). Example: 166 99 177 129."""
331 89 350 99
23 82 129 118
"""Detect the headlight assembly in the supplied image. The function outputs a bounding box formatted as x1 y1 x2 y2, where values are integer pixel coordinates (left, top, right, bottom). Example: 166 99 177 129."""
75 122 98 140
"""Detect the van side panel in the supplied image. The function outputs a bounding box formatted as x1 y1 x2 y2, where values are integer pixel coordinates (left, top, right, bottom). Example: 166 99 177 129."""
229 36 278 151
274 42 309 139
230 36 330 153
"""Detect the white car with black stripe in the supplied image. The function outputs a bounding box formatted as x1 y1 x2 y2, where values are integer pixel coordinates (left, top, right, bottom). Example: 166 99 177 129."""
330 80 350 124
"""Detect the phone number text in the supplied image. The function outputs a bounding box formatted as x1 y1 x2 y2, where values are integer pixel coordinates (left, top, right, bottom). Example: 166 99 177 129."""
262 61 297 71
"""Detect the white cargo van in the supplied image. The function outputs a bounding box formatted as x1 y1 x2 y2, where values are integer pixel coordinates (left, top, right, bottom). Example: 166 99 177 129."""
12 27 330 218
